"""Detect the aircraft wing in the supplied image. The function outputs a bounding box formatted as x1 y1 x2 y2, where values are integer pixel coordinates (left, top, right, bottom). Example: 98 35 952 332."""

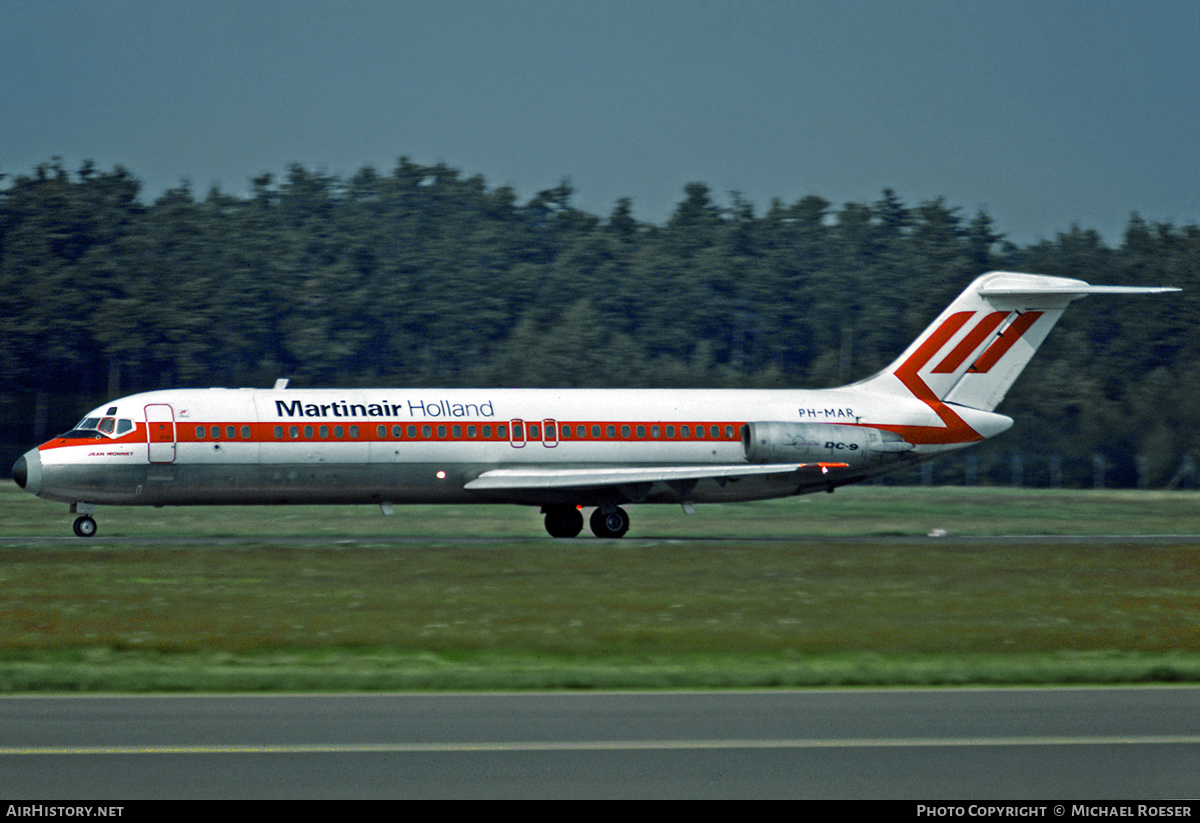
463 462 847 491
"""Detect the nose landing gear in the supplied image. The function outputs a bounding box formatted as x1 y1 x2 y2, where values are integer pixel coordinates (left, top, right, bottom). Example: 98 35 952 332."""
73 516 98 538
70 502 97 538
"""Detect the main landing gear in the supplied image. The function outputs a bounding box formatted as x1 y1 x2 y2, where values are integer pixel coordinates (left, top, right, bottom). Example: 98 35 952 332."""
543 505 631 539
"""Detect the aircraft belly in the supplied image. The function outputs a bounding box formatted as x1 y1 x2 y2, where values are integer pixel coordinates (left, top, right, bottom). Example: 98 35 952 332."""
41 458 848 508
31 463 146 505
468 469 837 507
39 462 478 506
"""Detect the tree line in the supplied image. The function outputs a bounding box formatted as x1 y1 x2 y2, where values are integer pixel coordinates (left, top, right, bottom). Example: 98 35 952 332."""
2 158 1197 487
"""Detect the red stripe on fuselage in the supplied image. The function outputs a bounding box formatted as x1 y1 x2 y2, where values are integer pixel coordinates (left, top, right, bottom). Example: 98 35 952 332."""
35 420 747 450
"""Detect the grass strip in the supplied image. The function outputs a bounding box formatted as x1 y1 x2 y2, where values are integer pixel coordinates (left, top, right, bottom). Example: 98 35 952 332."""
2 537 1198 692
3 486 1200 692
3 649 1200 693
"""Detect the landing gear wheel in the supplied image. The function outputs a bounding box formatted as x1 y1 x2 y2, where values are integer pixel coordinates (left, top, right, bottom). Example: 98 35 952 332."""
544 506 584 538
589 506 630 538
73 516 97 538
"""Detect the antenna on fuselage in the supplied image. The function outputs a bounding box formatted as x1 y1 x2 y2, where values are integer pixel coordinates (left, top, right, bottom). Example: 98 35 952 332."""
274 378 290 390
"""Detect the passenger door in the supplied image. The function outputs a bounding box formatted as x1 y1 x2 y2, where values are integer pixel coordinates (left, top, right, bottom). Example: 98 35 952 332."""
145 404 176 463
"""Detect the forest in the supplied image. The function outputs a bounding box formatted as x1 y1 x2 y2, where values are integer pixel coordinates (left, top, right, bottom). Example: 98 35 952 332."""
2 158 1198 487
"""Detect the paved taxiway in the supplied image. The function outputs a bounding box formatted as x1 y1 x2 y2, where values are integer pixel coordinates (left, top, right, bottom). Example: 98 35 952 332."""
2 687 1198 798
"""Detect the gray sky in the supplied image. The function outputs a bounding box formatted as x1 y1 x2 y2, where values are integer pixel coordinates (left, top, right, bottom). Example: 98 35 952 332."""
3 0 1197 245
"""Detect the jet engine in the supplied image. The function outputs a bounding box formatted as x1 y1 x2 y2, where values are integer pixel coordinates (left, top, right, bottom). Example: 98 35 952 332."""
741 421 913 466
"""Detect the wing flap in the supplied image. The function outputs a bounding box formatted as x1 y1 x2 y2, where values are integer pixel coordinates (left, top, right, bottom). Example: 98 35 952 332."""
464 462 847 491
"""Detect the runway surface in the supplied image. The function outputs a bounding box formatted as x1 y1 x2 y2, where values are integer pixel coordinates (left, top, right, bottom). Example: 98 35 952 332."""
2 687 1198 798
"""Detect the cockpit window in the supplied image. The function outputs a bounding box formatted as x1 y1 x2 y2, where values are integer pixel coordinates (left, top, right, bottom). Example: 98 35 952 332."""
60 416 134 440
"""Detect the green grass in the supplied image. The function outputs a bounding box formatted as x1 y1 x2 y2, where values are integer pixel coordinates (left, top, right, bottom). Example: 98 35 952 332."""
2 485 1199 691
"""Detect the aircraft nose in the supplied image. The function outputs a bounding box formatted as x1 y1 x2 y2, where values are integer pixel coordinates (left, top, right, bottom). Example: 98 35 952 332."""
12 449 41 495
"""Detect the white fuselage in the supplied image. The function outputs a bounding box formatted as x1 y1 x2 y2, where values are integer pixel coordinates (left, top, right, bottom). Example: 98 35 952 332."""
17 384 1004 510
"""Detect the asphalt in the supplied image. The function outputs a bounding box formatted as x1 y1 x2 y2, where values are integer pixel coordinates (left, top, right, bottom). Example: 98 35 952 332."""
2 687 1198 798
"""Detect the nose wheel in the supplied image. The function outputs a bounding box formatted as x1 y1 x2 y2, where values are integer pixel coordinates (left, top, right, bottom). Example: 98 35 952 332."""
73 516 98 538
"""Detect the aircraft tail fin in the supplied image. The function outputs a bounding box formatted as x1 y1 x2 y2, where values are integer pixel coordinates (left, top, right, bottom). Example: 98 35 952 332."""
857 271 1177 413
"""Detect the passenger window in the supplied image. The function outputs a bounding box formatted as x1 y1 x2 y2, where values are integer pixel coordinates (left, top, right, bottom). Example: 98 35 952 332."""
274 426 284 439
467 425 477 438
242 426 252 439
636 425 646 438
665 425 675 438
497 424 508 438
289 426 300 439
681 425 690 438
348 426 359 439
320 425 330 438
196 426 206 439
334 426 344 438
421 425 432 438
393 425 403 438
436 425 446 438
211 426 221 439
621 425 631 438
304 426 314 438
226 426 236 439
606 425 615 438
592 425 601 438
407 425 417 438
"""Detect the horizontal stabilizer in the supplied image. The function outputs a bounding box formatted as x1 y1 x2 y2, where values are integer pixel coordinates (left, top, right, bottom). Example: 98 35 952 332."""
465 462 846 491
978 282 1179 298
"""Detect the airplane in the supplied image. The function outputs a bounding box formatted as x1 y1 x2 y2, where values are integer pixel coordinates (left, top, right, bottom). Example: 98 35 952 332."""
11 271 1178 539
